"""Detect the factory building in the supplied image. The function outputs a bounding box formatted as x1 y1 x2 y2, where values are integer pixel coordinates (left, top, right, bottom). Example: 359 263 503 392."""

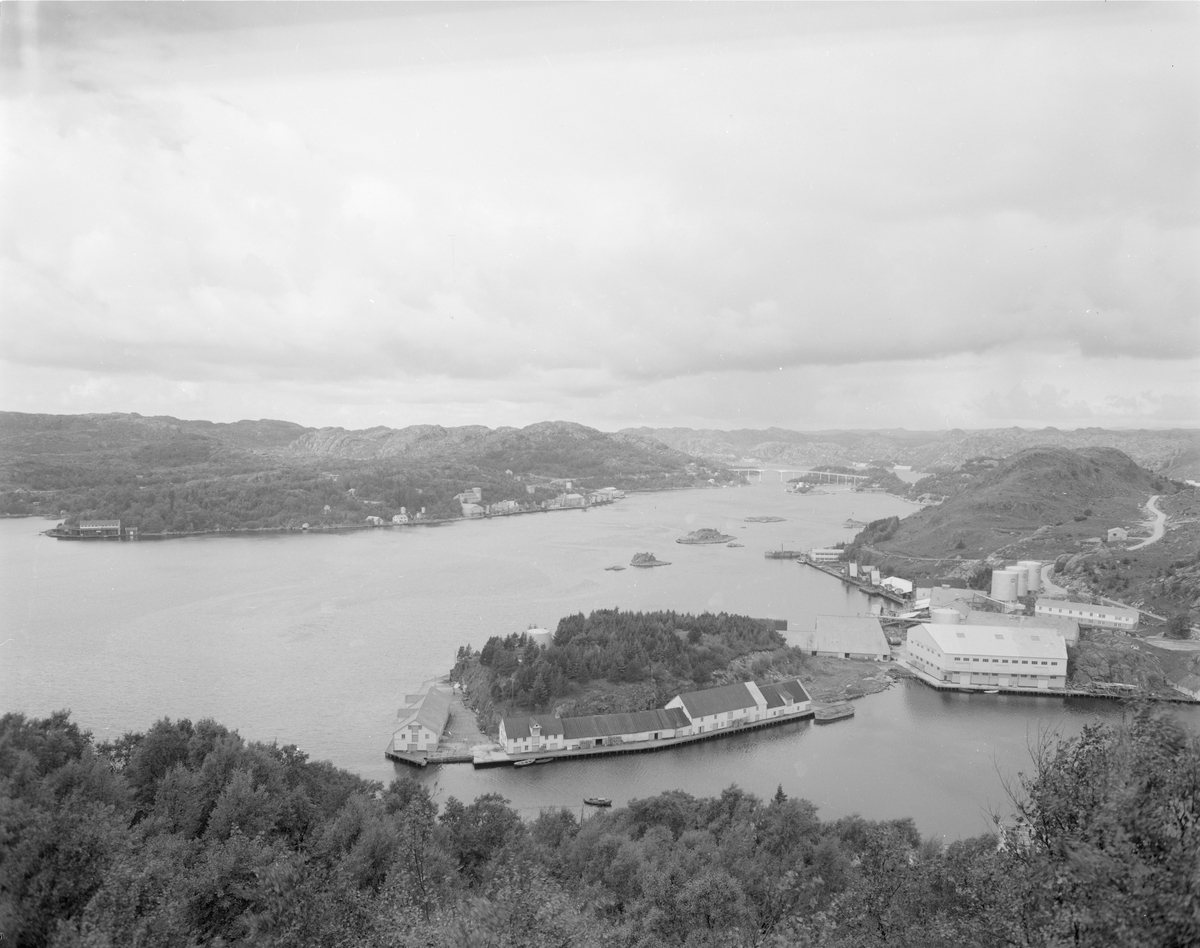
905 623 1068 691
792 615 892 661
1035 599 1138 632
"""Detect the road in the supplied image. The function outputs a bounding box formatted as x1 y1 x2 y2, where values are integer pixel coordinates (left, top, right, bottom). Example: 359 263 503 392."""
1040 563 1069 597
1127 495 1166 551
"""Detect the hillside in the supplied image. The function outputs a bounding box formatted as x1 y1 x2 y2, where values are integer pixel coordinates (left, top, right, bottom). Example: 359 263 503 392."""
848 446 1176 564
0 412 724 533
626 425 1200 480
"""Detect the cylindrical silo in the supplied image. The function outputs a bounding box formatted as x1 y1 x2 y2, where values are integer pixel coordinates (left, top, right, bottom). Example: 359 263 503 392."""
931 608 961 625
849 562 859 578
1012 567 1029 598
870 568 881 585
1018 560 1042 594
991 569 1019 602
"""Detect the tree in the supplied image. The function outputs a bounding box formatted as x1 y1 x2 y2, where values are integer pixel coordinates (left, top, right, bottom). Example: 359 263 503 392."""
1165 613 1193 640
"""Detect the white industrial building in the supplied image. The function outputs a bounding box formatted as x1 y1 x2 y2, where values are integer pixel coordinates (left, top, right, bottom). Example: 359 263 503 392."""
881 576 913 595
391 688 452 753
964 609 1080 647
905 623 1068 690
809 548 842 563
1035 599 1138 632
793 615 892 661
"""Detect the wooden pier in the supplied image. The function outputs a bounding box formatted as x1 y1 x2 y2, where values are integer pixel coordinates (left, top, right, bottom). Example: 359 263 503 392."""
801 558 910 606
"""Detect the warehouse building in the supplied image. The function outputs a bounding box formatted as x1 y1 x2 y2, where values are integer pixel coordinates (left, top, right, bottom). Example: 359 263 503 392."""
905 623 1068 690
792 614 892 661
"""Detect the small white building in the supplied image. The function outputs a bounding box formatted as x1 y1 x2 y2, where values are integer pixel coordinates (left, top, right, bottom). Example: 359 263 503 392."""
364 515 385 526
392 688 452 753
1035 598 1138 632
666 681 766 733
793 615 892 661
460 503 486 518
1107 527 1128 543
810 548 842 563
905 623 1068 690
881 576 914 596
392 510 409 524
455 487 483 504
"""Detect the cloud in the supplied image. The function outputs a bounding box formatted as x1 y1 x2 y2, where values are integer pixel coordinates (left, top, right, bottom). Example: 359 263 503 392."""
0 3 1196 428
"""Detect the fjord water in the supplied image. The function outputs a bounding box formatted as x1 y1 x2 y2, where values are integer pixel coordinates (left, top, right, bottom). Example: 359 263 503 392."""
0 482 1173 839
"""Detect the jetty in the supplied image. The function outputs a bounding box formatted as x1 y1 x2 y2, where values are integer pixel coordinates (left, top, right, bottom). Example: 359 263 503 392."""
802 558 909 606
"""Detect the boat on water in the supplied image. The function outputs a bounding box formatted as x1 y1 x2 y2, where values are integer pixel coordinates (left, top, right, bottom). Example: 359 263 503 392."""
813 703 855 724
583 797 612 807
982 688 1000 694
514 756 555 767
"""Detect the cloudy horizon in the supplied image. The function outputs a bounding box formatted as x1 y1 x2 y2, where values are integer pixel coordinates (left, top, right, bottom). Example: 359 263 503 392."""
1 2 1196 433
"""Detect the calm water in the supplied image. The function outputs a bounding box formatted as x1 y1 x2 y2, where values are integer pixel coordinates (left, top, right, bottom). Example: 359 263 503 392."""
2 482 1189 839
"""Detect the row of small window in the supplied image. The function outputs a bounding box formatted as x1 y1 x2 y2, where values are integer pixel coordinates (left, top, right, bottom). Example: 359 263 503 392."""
952 658 1057 665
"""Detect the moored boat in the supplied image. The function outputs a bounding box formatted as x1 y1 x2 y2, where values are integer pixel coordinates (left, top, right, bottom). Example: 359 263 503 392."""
583 797 612 807
813 703 855 724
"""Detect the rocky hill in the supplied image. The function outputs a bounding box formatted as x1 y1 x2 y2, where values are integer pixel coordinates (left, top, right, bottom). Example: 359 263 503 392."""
849 446 1176 562
625 426 1200 481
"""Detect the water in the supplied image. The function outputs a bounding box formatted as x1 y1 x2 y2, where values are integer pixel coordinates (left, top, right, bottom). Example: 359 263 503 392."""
2 481 1189 839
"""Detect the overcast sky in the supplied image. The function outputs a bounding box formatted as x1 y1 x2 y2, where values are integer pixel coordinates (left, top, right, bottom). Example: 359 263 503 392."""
1 2 1196 432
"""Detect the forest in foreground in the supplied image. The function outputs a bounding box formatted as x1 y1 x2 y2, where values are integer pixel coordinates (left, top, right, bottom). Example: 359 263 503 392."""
2 705 1196 948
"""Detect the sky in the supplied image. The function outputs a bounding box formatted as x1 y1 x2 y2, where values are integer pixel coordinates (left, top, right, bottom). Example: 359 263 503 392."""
1 2 1197 433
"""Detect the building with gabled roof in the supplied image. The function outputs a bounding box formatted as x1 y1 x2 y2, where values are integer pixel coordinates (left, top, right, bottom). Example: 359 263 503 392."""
793 615 891 661
757 679 812 717
1168 669 1200 701
392 688 452 753
906 623 1067 691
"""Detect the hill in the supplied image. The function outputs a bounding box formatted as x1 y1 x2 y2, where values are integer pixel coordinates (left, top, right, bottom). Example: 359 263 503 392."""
0 412 724 533
848 446 1176 564
625 425 1200 480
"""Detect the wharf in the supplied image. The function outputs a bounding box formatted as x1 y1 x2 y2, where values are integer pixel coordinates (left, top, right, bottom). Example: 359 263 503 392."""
896 658 1195 702
472 707 816 768
802 559 909 606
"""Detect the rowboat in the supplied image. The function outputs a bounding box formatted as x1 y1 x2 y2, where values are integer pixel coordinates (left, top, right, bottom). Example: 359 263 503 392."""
514 756 555 767
583 797 612 807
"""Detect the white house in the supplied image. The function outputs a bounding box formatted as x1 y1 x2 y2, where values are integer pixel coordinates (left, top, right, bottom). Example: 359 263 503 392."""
391 688 452 754
1167 670 1200 701
499 708 692 754
1035 598 1138 632
905 623 1068 690
794 615 892 660
1107 527 1128 543
460 503 486 518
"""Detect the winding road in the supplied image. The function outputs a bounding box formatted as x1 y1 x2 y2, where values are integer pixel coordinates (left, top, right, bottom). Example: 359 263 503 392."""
1127 495 1166 551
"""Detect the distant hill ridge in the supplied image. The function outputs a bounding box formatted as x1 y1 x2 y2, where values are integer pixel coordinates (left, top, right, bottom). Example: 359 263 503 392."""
623 425 1200 480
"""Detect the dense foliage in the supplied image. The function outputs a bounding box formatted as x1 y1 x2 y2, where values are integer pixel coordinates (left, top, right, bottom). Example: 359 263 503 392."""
470 609 804 712
0 413 734 532
2 705 1196 947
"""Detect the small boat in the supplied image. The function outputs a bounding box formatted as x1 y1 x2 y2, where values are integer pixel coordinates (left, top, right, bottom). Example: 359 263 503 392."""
514 756 555 767
813 703 855 724
982 688 1000 694
583 797 612 807
533 757 554 764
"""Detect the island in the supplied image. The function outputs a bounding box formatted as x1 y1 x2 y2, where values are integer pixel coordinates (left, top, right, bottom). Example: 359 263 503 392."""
676 528 736 544
630 552 670 567
744 516 786 523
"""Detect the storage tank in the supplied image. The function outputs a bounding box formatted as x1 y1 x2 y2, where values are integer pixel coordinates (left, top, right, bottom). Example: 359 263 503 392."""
990 569 1019 602
931 608 961 625
1011 567 1029 598
870 568 881 586
1018 560 1042 594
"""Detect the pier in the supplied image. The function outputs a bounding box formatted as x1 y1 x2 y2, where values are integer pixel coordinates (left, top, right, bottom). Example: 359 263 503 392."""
801 558 910 606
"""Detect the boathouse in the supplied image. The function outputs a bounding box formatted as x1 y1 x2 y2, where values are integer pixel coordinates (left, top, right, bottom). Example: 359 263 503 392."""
392 688 452 753
793 615 891 661
499 708 691 754
905 623 1068 690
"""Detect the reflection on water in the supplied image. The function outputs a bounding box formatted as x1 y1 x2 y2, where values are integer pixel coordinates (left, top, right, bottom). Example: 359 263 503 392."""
418 679 1157 840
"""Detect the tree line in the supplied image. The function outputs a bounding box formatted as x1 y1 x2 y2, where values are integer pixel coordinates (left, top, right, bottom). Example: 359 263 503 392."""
2 704 1195 947
468 609 805 713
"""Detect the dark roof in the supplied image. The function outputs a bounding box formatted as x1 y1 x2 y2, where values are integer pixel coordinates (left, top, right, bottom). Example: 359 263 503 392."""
759 679 811 709
562 708 690 740
501 714 565 740
396 689 452 736
676 681 757 718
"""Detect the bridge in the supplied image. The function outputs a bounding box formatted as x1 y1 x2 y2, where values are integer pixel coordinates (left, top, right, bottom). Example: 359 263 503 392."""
730 468 869 485
779 469 869 485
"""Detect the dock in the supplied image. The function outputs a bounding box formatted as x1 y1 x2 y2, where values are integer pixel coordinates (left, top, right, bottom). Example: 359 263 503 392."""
801 558 910 606
473 707 816 768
